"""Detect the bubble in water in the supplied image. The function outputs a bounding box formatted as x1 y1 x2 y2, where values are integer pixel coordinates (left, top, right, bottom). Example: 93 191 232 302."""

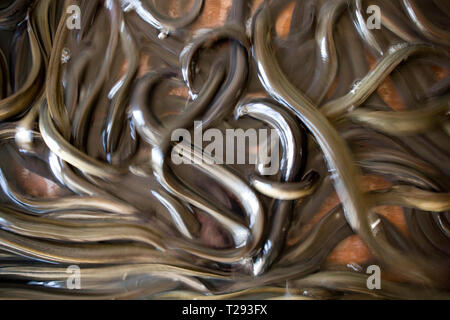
158 29 169 39
347 263 363 272
350 80 362 94
388 42 408 54
61 48 71 64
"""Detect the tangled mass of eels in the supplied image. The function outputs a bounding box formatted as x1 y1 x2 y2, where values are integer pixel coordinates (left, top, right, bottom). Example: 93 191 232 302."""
0 0 449 299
